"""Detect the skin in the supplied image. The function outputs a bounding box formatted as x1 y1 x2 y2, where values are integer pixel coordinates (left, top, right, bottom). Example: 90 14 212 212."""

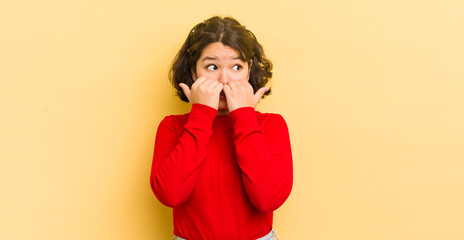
179 42 269 115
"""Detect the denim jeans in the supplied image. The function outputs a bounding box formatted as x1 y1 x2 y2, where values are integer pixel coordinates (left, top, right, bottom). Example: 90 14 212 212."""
171 229 278 240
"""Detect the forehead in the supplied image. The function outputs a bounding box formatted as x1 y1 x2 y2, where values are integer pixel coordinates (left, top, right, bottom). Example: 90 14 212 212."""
199 42 241 60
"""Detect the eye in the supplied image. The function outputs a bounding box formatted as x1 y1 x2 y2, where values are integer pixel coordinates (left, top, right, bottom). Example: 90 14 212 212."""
232 64 242 71
206 64 218 71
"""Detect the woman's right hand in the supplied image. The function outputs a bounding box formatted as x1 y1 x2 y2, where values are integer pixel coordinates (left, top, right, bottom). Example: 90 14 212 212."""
179 76 223 110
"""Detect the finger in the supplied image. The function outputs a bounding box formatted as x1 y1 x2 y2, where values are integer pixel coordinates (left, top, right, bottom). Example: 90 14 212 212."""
223 84 232 95
179 83 192 101
227 80 238 90
209 81 224 96
200 79 220 94
254 87 269 102
204 78 218 88
214 82 224 93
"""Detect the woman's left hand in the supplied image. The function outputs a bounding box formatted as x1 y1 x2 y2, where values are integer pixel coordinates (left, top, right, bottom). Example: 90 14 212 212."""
223 80 269 112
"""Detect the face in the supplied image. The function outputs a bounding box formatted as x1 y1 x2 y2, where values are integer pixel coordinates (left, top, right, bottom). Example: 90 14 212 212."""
193 42 250 111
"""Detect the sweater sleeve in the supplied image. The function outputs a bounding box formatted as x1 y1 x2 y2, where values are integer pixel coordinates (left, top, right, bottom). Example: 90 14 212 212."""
229 107 293 213
150 104 218 207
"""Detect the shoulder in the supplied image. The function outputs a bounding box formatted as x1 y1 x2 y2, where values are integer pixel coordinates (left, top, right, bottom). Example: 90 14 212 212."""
255 111 286 120
255 111 288 127
158 112 190 130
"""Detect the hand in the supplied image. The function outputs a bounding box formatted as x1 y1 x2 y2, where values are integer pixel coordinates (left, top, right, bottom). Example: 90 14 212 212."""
223 80 269 112
179 76 224 109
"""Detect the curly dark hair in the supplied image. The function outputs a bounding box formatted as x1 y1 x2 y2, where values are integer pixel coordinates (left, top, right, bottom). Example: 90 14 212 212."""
169 16 273 102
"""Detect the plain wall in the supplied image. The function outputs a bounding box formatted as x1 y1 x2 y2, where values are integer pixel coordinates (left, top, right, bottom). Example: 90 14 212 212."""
1 0 463 239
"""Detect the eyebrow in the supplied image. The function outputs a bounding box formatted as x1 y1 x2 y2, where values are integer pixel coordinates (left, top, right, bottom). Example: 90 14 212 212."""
201 56 242 62
202 56 217 62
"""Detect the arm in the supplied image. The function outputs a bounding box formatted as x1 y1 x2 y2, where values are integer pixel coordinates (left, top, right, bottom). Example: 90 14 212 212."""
229 107 293 212
150 104 218 207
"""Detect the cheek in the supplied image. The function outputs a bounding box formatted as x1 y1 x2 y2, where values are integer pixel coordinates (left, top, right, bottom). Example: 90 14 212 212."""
202 72 219 81
234 72 249 81
195 67 217 80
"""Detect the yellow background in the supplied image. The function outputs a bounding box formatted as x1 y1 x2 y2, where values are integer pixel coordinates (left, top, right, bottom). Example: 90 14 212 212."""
1 0 463 239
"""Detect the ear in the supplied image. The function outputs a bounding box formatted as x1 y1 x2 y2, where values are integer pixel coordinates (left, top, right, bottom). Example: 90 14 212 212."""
247 59 253 80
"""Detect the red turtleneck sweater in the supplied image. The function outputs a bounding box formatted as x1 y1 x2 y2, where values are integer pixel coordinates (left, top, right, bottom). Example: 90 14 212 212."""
150 104 293 240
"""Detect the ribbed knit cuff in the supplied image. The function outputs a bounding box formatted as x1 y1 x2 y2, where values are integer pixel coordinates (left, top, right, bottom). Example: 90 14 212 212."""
188 103 218 124
229 107 261 134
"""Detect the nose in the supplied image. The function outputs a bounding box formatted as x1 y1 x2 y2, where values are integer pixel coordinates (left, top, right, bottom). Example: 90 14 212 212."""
218 70 230 85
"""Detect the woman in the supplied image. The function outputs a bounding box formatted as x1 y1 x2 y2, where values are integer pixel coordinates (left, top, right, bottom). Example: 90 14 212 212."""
150 16 293 240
